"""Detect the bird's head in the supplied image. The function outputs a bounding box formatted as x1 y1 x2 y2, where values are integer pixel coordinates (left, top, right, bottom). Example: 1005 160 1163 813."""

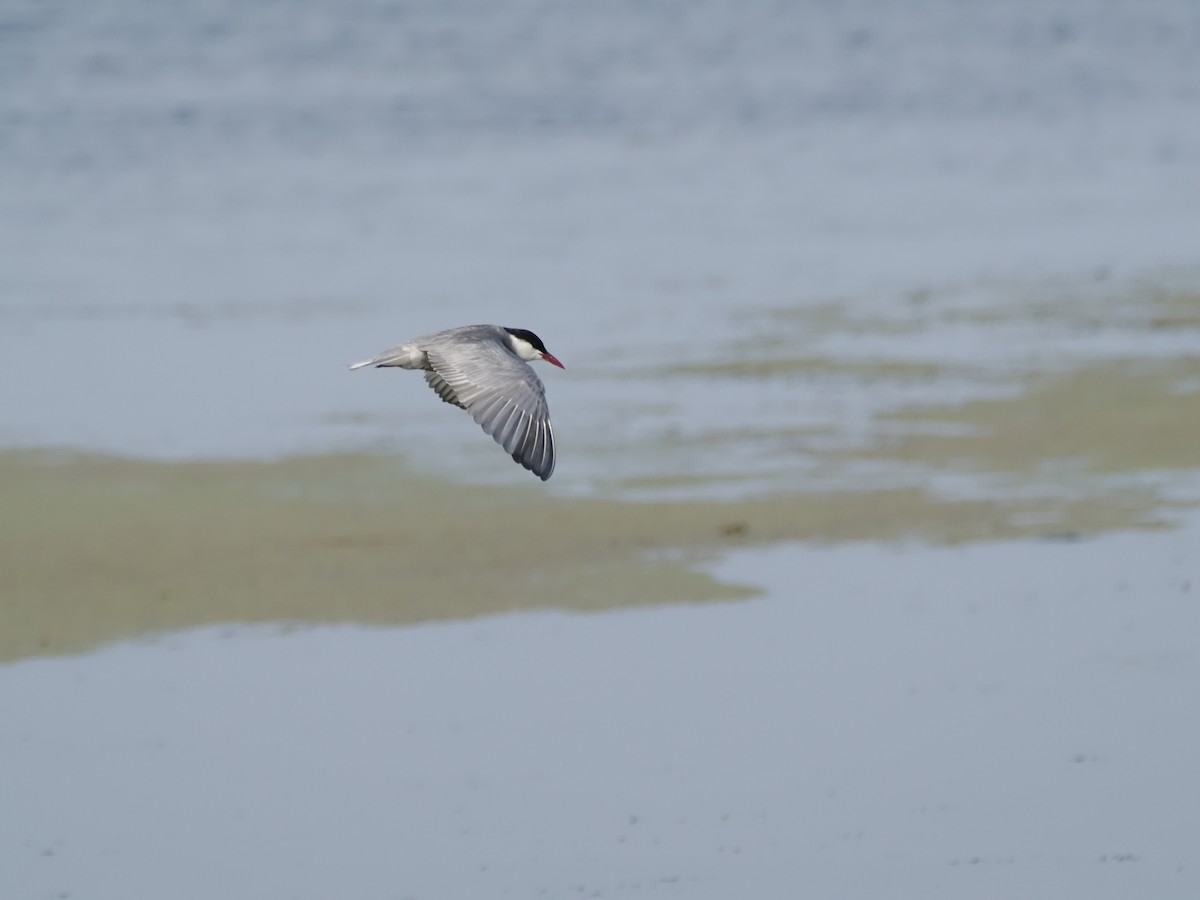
504 327 564 368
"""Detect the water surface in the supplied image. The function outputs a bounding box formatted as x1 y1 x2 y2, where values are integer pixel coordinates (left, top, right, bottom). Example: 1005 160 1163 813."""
3 519 1198 899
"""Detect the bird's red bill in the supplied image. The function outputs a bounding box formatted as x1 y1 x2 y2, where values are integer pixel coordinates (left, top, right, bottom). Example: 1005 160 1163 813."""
542 352 565 369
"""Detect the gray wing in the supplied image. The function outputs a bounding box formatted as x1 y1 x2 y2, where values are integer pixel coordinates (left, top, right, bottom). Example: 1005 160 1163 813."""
424 341 555 481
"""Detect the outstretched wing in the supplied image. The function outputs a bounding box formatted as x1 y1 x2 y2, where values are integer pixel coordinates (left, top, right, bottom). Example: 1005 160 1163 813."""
425 342 555 480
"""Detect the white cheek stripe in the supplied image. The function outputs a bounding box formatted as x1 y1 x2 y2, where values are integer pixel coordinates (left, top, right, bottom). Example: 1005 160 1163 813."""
508 335 541 361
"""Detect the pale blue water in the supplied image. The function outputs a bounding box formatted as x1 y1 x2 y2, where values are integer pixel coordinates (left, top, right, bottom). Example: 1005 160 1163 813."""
3 515 1198 899
4 7 1200 898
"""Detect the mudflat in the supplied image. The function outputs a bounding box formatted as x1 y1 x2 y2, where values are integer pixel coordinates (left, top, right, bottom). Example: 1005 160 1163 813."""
1 415 1185 665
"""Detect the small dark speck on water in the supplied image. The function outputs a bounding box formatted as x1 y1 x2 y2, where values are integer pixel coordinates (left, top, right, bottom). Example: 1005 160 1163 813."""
1039 531 1081 543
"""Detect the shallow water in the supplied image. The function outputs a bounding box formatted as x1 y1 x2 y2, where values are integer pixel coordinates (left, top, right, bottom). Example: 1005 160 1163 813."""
3 518 1198 899
3 5 1200 897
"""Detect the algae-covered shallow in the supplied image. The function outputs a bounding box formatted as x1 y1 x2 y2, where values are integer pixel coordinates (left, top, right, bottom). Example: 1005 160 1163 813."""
5 274 1200 663
858 358 1200 475
0 435 1192 665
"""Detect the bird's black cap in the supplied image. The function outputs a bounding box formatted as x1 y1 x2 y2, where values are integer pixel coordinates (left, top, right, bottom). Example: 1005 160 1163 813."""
503 327 549 354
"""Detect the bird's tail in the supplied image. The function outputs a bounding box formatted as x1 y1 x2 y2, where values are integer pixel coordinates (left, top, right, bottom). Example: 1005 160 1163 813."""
348 343 421 370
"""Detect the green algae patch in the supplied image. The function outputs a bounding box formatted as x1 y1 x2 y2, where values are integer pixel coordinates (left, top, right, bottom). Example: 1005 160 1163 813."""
0 447 1178 664
856 359 1200 475
662 356 945 381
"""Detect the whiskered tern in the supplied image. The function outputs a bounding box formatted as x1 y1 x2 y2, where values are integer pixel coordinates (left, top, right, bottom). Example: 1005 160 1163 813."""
351 324 564 481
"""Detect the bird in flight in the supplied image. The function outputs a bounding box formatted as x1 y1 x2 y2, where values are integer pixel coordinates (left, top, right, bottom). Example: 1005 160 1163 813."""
350 324 564 480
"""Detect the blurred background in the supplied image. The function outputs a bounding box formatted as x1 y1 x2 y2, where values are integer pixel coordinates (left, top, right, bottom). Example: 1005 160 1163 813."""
2 1 1199 898
3 0 1197 486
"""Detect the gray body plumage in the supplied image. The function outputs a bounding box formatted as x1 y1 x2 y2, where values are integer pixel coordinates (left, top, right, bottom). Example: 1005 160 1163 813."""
350 324 557 480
